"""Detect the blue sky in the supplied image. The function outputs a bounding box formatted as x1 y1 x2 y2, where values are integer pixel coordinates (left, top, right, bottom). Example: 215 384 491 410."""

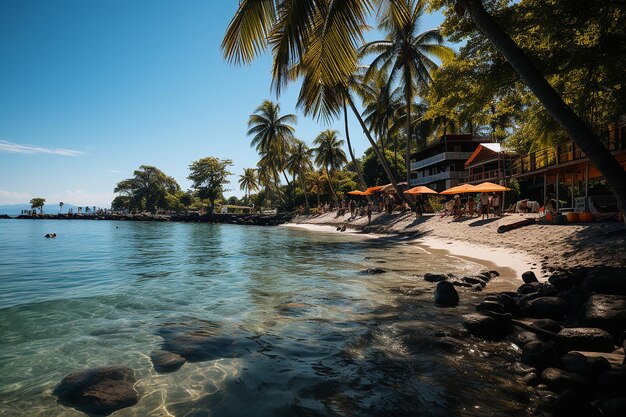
0 0 446 207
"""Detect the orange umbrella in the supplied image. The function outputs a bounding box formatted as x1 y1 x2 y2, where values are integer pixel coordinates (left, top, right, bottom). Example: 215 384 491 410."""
366 185 385 193
347 190 372 196
472 182 511 192
404 186 438 195
440 183 477 195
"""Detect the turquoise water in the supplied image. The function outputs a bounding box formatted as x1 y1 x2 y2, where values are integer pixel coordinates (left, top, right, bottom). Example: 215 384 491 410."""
0 219 531 416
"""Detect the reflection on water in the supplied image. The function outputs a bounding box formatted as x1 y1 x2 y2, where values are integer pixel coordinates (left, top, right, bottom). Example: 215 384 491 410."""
0 220 531 416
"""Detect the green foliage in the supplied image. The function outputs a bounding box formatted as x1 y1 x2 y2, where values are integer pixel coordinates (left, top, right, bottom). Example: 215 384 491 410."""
188 157 234 213
113 166 180 213
29 197 45 213
507 177 521 203
362 147 406 187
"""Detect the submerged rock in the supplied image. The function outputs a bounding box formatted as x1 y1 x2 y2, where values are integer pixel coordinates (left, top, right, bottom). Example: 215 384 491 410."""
540 367 587 393
434 281 459 307
53 365 138 416
150 350 186 373
359 267 387 275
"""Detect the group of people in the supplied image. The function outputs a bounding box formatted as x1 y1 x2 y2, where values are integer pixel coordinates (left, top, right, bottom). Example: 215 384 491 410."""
451 192 501 219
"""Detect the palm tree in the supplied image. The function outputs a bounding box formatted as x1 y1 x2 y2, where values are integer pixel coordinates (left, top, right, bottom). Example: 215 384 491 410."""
306 170 327 209
59 201 64 214
361 0 454 184
286 139 314 211
239 168 259 201
313 130 347 201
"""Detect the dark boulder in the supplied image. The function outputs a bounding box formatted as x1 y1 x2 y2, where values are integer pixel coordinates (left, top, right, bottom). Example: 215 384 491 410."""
477 300 505 314
541 367 587 393
549 273 579 290
522 296 568 321
518 282 542 295
582 266 626 296
521 372 540 386
582 294 626 339
595 367 626 398
53 365 138 416
150 350 186 373
360 267 387 275
557 287 585 315
423 273 447 283
593 398 626 417
434 281 459 307
499 293 522 316
532 319 563 334
462 275 488 287
558 327 615 353
521 341 560 371
560 352 611 380
552 389 601 417
506 330 540 348
462 313 511 340
522 271 539 283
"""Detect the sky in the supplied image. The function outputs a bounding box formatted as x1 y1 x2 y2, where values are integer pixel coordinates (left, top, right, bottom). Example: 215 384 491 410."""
0 0 447 207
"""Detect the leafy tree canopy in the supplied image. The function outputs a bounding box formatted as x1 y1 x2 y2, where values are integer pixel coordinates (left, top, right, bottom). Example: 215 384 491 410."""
113 165 180 213
30 197 45 213
188 157 234 213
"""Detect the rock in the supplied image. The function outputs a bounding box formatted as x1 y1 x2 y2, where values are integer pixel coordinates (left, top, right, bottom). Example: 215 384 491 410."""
489 270 500 277
582 266 626 296
593 398 626 417
451 280 473 288
423 273 447 283
558 327 615 352
518 282 542 295
557 287 585 315
53 366 138 416
549 273 579 290
462 275 487 286
477 300 505 314
360 267 387 275
434 281 459 307
499 293 522 316
560 352 611 380
522 372 540 386
532 319 563 334
150 350 186 373
522 271 539 283
522 297 568 321
582 294 626 339
595 367 626 398
552 389 601 417
541 367 587 393
462 313 511 340
521 341 560 371
506 330 540 348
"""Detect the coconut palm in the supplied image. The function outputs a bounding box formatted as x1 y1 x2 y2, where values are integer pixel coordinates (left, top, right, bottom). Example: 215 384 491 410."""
306 170 327 209
239 168 259 201
361 0 454 183
313 130 347 201
286 139 314 211
59 201 64 214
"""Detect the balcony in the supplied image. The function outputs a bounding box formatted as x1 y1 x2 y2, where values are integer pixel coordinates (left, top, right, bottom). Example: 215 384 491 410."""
410 151 474 171
410 170 467 186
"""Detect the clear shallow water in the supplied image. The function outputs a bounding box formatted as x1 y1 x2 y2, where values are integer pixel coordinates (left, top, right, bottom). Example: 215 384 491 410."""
0 219 531 416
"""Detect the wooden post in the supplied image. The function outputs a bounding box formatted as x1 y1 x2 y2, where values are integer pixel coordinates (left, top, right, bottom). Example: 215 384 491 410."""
585 163 589 211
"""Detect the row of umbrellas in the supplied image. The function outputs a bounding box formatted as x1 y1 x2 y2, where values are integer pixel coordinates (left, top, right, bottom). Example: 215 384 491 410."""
348 182 510 196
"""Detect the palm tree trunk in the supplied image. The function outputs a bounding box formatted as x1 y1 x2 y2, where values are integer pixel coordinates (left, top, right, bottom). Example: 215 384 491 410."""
348 97 415 210
343 101 367 188
460 0 626 225
325 168 338 201
404 68 413 185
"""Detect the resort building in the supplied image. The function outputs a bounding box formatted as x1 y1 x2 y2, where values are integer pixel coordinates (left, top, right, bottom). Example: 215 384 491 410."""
512 116 626 212
464 143 517 185
409 134 493 192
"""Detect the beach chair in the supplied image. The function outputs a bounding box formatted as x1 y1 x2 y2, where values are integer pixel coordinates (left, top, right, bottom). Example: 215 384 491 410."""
589 199 617 221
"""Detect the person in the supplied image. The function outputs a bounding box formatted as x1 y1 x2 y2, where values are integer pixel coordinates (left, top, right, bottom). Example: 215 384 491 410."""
349 199 356 219
468 197 476 217
453 195 462 218
480 192 490 219
491 193 500 216
366 202 372 224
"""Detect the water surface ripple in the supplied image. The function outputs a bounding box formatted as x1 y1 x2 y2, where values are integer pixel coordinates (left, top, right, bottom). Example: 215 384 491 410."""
0 219 530 416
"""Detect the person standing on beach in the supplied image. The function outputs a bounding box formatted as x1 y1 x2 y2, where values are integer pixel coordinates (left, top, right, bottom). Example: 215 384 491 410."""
491 193 500 216
480 192 490 220
349 199 356 219
366 202 372 224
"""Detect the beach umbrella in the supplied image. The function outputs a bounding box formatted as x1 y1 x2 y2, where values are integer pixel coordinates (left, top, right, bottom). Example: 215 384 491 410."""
366 185 385 193
404 186 438 195
472 182 511 192
440 183 477 195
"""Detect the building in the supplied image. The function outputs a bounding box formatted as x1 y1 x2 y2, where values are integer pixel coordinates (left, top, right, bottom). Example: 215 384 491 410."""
464 143 517 185
409 134 492 192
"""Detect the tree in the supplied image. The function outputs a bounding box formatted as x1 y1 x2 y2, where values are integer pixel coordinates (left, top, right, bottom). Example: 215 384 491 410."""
30 197 45 214
313 130 348 201
361 0 454 183
59 201 64 213
362 147 407 187
188 157 234 215
306 170 328 208
114 165 180 213
443 0 626 224
239 168 259 200
286 139 314 211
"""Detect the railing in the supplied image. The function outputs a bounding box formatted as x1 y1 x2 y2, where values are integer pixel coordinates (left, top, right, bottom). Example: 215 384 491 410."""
410 170 467 186
410 152 474 171
512 139 625 176
467 169 502 183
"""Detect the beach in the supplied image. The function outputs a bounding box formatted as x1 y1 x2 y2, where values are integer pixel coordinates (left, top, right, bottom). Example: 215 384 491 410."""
288 211 626 276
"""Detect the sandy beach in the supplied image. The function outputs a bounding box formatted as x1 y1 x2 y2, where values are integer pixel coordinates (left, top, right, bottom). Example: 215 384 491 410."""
288 211 626 278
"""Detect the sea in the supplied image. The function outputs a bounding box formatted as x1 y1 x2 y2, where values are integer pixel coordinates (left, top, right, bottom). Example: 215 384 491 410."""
0 219 533 417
